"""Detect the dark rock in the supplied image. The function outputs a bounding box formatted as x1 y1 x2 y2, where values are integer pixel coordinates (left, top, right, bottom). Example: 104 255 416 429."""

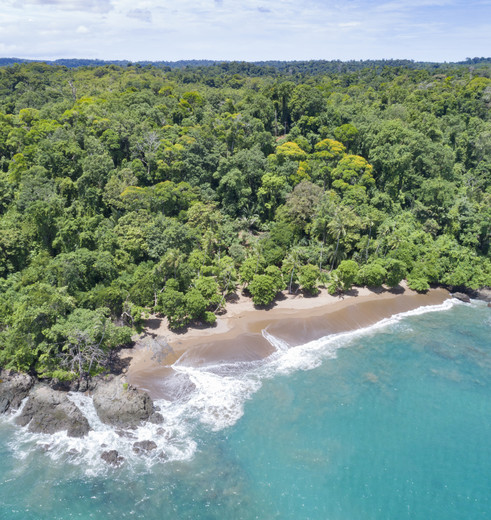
101 450 124 466
475 288 491 303
48 377 74 392
0 370 34 414
148 412 164 424
77 378 90 392
15 386 90 438
453 292 471 303
133 440 157 454
50 377 90 393
92 376 153 428
488 302 491 308
115 429 137 439
454 287 491 303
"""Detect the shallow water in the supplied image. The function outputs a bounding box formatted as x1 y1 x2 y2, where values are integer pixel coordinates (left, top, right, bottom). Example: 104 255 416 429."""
1 300 490 519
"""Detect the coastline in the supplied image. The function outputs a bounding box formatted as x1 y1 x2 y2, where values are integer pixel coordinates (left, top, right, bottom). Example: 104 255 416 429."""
123 284 451 399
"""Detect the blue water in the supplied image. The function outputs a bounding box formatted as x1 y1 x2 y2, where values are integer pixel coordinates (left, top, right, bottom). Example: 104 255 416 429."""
1 301 490 519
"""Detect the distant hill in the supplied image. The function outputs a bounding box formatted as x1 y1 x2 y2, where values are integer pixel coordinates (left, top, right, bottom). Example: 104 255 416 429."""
0 57 490 73
0 58 219 69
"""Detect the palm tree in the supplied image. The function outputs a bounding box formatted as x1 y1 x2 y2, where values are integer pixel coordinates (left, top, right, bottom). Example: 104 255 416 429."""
283 248 301 294
161 248 185 280
327 210 348 271
325 242 347 271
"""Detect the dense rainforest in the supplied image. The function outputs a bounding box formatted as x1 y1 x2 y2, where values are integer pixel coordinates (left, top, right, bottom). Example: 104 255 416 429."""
0 60 489 382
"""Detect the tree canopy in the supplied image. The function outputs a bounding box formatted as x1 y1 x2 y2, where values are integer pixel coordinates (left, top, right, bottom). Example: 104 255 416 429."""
0 59 489 380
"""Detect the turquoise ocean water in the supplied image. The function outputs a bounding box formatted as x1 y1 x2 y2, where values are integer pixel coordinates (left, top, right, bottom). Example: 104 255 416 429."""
1 300 490 519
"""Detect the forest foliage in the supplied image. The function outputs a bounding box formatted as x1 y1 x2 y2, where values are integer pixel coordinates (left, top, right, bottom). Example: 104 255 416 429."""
0 59 489 380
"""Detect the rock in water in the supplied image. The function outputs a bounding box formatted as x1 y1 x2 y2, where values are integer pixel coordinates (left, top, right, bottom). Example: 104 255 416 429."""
15 386 90 437
92 376 154 428
453 292 471 303
148 411 164 424
476 288 491 303
133 440 157 454
101 450 124 466
0 370 34 414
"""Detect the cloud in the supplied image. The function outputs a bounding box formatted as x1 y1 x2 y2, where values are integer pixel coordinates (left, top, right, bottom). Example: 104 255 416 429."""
0 43 19 54
14 0 113 13
338 21 361 27
375 0 452 11
1 0 489 63
127 9 152 23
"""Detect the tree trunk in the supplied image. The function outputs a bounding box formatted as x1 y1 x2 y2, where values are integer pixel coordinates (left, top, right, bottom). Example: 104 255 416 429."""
366 223 372 262
289 266 295 294
68 80 77 102
330 235 340 272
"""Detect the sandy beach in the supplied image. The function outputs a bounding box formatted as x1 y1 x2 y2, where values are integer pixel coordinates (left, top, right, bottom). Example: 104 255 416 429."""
122 284 450 399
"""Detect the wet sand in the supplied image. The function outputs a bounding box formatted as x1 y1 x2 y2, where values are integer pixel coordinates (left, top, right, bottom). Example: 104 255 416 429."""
123 285 450 399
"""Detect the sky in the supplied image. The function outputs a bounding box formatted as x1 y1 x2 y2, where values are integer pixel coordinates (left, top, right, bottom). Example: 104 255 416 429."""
0 0 490 62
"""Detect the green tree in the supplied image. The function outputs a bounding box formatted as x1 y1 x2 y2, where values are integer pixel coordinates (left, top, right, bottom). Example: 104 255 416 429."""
357 262 387 287
240 257 262 286
248 274 278 306
384 258 407 287
299 264 320 295
41 308 132 380
264 265 285 292
158 280 187 329
185 289 208 321
333 260 359 291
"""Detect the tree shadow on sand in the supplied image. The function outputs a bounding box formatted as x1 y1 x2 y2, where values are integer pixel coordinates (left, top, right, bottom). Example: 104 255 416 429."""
387 284 405 294
343 287 360 297
366 285 385 294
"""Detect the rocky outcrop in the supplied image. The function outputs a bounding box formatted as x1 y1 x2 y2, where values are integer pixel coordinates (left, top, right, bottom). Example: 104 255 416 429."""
133 440 157 454
101 450 124 466
148 411 164 424
0 370 34 414
92 376 153 428
453 292 471 303
475 288 491 303
454 287 491 303
15 386 90 438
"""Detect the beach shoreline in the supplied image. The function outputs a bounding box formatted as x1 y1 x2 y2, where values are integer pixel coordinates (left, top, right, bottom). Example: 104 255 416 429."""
122 284 451 399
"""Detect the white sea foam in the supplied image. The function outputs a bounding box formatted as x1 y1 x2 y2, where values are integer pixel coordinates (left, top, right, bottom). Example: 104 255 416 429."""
5 298 459 474
171 364 262 431
262 329 290 352
6 391 198 476
261 298 459 376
